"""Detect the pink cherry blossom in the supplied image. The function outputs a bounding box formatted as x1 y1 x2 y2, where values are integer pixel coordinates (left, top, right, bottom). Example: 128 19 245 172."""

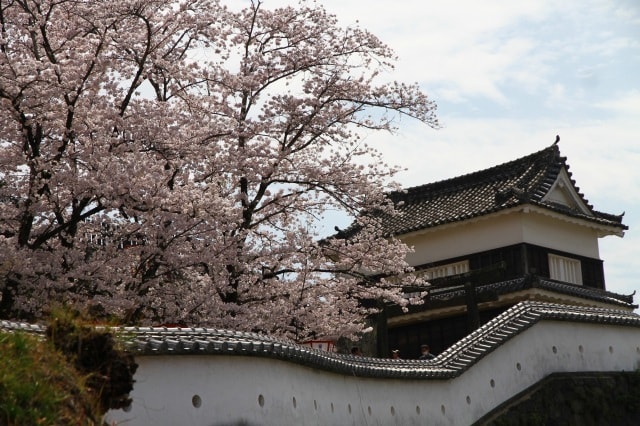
0 0 437 340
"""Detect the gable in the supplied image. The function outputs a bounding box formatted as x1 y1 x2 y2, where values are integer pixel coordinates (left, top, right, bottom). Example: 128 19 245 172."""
541 167 592 216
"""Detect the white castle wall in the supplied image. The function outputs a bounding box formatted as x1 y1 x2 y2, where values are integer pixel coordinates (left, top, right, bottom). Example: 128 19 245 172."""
403 209 602 267
107 320 640 426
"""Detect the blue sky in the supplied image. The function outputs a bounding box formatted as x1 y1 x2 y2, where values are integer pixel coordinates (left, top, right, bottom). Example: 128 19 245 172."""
261 0 640 303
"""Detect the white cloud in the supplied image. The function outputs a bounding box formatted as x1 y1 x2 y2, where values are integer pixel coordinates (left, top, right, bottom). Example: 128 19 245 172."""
596 90 640 116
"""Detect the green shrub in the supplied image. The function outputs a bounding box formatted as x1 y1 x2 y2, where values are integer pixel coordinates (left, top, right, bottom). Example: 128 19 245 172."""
45 308 138 414
1 308 138 425
0 331 100 425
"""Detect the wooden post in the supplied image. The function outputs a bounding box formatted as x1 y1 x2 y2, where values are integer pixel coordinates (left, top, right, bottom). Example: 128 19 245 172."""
465 281 480 332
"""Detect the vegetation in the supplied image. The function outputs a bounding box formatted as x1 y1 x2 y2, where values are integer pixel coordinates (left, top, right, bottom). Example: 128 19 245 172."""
0 0 436 340
0 331 100 425
45 309 138 415
0 310 137 425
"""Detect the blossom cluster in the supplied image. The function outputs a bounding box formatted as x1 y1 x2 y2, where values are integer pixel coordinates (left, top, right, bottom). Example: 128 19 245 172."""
0 0 437 340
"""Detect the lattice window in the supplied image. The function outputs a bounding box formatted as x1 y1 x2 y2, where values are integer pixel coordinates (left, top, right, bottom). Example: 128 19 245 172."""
420 260 469 280
548 253 583 285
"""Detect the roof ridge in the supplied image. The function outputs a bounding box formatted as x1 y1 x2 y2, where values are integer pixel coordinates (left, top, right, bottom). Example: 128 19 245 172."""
392 144 560 203
376 142 626 235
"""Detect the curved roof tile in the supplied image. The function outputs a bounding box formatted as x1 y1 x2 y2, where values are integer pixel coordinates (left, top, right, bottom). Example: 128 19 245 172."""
428 275 636 308
3 301 639 379
375 144 627 236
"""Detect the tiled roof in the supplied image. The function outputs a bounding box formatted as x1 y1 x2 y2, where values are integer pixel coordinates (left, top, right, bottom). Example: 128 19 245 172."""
3 301 639 379
374 144 627 237
428 274 637 309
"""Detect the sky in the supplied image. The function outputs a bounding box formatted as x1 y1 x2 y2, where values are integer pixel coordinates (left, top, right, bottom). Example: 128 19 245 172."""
258 0 640 303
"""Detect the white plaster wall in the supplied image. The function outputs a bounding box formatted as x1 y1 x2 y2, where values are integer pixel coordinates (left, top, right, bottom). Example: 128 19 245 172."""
444 322 640 422
403 211 601 267
520 213 600 258
403 213 523 266
107 322 640 426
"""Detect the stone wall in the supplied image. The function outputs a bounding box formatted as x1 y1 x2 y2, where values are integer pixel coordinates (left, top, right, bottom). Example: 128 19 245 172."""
478 372 640 426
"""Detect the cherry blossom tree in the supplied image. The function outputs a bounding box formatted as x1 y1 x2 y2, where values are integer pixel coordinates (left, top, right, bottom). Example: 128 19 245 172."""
0 0 438 340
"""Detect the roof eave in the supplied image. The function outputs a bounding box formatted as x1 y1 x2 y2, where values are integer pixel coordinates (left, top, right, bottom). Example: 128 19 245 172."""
395 204 626 239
